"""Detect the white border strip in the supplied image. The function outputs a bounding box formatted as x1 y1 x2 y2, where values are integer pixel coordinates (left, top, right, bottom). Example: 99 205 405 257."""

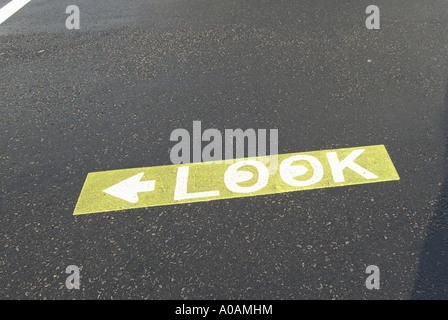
0 0 32 25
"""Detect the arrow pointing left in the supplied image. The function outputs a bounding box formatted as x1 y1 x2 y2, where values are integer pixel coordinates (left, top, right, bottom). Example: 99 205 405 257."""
103 172 156 204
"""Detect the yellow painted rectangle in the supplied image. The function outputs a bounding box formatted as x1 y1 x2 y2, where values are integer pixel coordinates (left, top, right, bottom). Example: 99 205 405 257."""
73 145 400 215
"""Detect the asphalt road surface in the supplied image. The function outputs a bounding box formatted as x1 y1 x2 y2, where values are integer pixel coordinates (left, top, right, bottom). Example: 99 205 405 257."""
1 0 448 300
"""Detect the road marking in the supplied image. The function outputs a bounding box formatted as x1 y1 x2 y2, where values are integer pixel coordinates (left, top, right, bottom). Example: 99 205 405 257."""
0 0 31 25
103 172 156 204
74 145 400 215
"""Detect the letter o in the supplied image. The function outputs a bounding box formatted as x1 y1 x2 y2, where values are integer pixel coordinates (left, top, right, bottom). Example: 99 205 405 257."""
224 160 269 193
280 155 324 187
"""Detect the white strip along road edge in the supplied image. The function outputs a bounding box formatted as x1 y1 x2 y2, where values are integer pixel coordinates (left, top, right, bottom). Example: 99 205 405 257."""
0 0 32 25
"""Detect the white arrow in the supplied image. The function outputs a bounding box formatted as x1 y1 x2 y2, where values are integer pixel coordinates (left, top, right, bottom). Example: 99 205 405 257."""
103 172 155 204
